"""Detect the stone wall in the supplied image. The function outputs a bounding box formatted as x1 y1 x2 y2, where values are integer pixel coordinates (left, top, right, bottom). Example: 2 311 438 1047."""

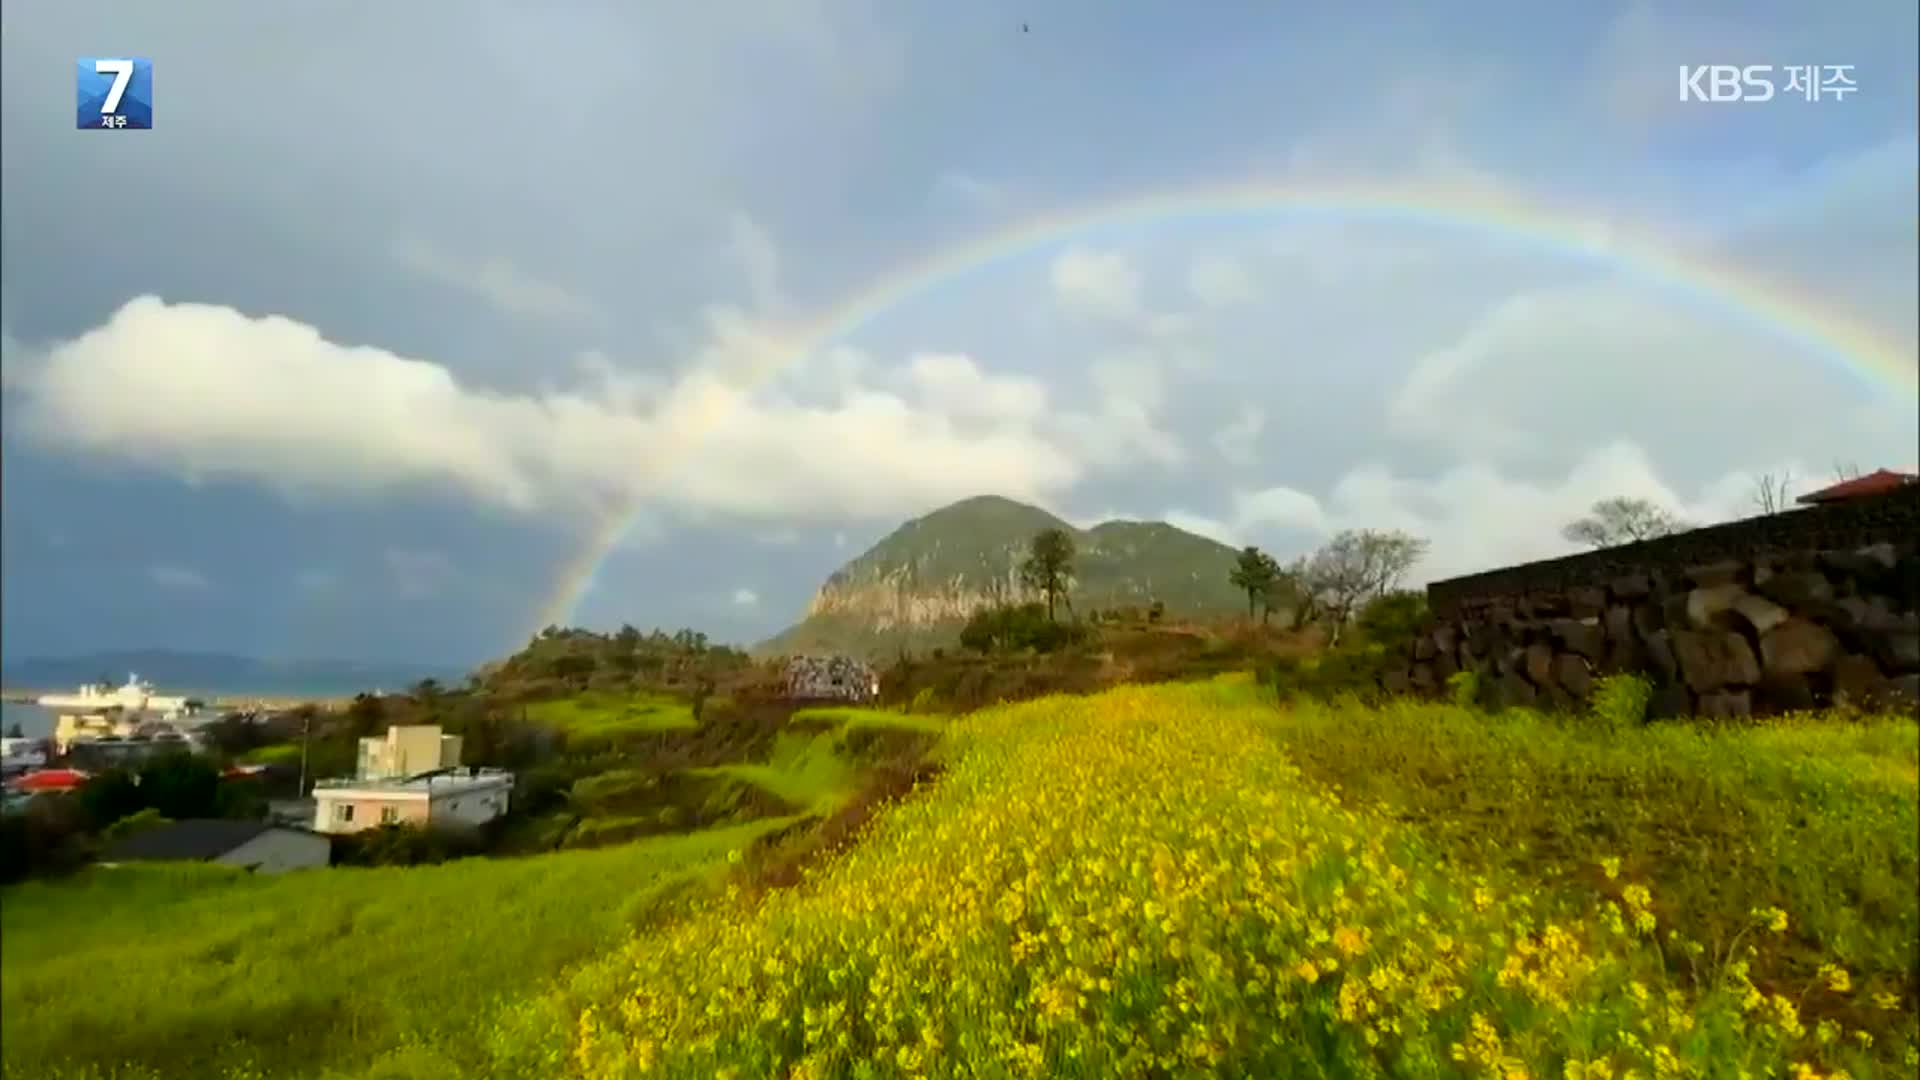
783 655 881 703
1387 488 1920 718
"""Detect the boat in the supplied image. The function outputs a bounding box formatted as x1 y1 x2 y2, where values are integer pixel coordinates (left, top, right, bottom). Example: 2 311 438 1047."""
37 673 195 718
38 675 204 755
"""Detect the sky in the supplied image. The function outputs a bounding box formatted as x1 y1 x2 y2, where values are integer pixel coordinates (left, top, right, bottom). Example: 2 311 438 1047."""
2 1 1915 667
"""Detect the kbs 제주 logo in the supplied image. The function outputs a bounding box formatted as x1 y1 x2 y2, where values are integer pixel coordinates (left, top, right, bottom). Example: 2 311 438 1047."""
76 57 152 130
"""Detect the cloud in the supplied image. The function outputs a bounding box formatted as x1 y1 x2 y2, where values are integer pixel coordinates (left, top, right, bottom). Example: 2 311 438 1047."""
1386 279 1916 478
390 238 599 324
384 548 457 597
1212 405 1265 466
930 172 1011 212
5 296 1103 526
1176 442 1827 585
731 587 760 608
1187 254 1257 308
724 213 788 314
1050 248 1144 322
148 564 209 589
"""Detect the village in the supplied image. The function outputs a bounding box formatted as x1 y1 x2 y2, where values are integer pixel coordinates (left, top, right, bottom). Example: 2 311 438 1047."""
1 655 884 875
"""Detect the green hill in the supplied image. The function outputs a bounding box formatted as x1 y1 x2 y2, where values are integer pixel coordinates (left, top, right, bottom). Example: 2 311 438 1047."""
758 495 1247 658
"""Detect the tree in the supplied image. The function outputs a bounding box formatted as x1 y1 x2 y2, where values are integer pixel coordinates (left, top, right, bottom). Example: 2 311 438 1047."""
1356 590 1429 646
1020 528 1076 622
1258 554 1301 626
136 752 224 820
1228 546 1278 621
4 722 23 739
1561 497 1690 549
1749 471 1793 516
1299 529 1430 646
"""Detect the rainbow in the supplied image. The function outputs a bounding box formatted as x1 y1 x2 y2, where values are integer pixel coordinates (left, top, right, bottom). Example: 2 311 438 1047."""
527 176 1919 637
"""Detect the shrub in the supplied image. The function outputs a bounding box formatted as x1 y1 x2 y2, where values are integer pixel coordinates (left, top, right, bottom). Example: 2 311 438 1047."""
1446 669 1479 707
1355 589 1429 647
957 603 1088 655
1590 673 1653 729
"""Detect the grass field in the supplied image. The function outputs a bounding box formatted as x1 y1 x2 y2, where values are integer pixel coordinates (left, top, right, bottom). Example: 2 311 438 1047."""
524 692 696 744
689 707 946 814
7 681 1914 1078
0 821 777 1080
504 679 1917 1078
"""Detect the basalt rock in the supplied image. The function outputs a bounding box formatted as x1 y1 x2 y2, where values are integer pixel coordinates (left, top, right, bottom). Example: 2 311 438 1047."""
1671 630 1760 693
1387 487 1920 718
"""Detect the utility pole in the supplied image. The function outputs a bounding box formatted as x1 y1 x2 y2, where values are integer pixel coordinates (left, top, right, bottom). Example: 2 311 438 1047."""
296 710 312 797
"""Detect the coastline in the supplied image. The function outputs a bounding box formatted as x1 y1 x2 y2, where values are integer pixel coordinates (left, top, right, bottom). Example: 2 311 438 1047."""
1 688 353 711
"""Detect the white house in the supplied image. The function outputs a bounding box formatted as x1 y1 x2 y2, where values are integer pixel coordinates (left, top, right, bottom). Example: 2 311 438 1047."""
311 767 513 835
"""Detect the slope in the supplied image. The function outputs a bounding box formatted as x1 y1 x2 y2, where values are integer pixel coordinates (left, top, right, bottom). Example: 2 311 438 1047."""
759 494 1247 658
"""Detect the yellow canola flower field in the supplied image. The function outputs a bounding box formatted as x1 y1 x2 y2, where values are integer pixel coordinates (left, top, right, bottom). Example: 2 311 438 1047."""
564 683 1905 1079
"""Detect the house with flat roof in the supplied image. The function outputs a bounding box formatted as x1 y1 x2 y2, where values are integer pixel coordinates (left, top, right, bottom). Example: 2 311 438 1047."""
357 725 463 780
311 767 513 835
102 819 332 874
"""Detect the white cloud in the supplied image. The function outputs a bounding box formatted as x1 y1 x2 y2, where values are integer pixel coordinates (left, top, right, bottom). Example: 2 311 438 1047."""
5 296 1102 526
390 238 599 324
1178 442 1832 585
1212 405 1265 466
1050 248 1143 322
148 564 208 589
731 587 760 608
899 352 1049 427
1387 280 1916 476
725 213 788 314
384 548 457 597
931 172 1011 212
1187 254 1257 308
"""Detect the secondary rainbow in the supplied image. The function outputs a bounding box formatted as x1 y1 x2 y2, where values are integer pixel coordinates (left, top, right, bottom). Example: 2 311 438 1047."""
529 176 1920 636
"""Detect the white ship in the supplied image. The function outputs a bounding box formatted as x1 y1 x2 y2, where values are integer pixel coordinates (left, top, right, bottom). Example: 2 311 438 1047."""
37 673 195 718
38 675 204 755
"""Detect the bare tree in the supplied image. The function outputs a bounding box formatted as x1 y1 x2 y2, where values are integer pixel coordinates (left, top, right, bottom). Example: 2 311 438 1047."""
1562 497 1691 549
1831 461 1865 482
1299 529 1429 646
1749 470 1793 516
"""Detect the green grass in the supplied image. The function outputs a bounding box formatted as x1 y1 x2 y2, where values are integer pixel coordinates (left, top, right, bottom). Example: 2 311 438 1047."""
240 743 303 766
523 691 695 744
791 705 947 735
0 821 777 1080
1257 690 1919 1052
693 731 857 814
689 708 944 815
524 680 1919 1078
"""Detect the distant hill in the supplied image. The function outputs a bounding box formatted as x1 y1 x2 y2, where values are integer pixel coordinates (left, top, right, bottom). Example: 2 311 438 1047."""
758 495 1248 659
0 650 467 698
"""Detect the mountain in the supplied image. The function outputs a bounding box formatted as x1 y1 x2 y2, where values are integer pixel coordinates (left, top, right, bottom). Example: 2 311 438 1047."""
758 495 1248 658
0 650 467 697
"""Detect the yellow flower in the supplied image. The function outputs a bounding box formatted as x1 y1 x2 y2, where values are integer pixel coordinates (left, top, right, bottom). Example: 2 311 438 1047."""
1599 856 1621 881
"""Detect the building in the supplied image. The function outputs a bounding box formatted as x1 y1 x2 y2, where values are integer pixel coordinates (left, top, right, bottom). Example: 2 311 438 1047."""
1796 469 1919 505
1 736 47 777
783 655 881 703
101 819 332 874
356 725 463 781
311 767 513 835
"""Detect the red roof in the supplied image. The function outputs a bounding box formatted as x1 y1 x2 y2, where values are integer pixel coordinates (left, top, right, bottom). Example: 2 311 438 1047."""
7 768 92 792
1795 469 1919 505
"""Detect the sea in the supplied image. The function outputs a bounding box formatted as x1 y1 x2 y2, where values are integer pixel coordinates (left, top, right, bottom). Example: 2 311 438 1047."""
2 701 57 740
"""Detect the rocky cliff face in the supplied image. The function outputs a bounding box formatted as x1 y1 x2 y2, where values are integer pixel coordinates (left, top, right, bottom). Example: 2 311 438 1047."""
759 495 1248 657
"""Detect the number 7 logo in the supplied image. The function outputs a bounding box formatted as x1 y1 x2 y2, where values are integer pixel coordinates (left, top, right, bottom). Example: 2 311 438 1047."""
95 59 134 114
76 56 153 130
